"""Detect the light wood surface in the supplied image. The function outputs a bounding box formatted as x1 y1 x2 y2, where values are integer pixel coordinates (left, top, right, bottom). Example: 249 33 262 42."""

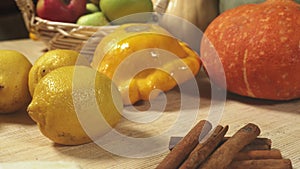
0 39 300 169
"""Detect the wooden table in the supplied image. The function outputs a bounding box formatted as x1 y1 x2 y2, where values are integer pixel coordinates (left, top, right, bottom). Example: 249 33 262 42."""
0 39 300 169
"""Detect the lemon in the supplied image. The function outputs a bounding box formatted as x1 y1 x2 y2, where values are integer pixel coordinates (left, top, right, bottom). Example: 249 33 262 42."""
0 50 32 113
28 49 79 96
27 66 123 145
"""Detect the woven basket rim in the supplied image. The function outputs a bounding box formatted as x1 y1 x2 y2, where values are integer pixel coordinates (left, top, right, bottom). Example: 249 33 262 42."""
34 16 120 29
15 0 169 51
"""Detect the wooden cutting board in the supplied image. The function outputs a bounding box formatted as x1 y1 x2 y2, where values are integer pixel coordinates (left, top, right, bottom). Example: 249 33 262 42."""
0 39 299 169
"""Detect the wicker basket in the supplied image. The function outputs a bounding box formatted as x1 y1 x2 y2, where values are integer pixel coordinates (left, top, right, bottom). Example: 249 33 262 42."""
15 0 169 52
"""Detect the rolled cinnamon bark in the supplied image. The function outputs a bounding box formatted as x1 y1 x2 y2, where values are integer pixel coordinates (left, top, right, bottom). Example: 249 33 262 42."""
155 120 212 169
242 143 271 151
169 137 271 151
226 159 293 169
234 149 282 161
223 137 271 145
223 137 272 151
199 123 261 169
179 125 228 169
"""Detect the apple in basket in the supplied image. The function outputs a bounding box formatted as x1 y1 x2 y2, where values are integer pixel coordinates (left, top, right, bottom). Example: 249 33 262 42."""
36 0 86 23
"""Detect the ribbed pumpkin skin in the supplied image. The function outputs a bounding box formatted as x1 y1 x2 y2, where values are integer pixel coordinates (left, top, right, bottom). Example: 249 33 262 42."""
201 0 300 100
219 0 300 13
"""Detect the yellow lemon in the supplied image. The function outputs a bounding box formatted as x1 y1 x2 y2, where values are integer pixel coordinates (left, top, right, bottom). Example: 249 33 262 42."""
0 50 32 113
28 49 79 96
27 66 123 145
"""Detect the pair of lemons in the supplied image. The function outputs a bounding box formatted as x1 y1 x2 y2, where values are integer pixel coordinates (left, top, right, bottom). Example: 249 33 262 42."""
0 49 122 145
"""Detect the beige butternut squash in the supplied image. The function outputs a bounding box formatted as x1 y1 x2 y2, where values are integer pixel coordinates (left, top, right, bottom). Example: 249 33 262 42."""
154 0 219 31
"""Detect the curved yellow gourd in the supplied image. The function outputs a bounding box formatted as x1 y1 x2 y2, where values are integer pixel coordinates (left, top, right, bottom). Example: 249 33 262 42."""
91 24 201 105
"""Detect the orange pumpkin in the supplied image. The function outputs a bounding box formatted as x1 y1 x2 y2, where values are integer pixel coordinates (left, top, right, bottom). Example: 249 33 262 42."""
201 0 300 100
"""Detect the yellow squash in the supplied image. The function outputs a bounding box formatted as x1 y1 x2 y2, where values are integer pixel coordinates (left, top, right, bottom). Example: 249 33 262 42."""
91 24 201 105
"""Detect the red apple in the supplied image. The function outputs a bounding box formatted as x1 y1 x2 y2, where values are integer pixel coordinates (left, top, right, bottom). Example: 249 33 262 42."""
36 0 86 23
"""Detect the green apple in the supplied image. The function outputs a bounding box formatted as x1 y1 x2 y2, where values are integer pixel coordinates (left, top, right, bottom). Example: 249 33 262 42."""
89 0 100 5
76 12 109 26
100 0 153 21
86 3 100 13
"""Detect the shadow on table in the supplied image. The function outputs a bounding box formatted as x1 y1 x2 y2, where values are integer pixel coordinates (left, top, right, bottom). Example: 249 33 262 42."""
0 106 35 126
227 92 300 115
188 70 300 115
54 141 161 168
53 142 114 160
52 117 165 160
131 71 213 113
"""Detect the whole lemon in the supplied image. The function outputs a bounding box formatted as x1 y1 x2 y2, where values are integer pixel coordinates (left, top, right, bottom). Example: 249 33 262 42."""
27 66 123 145
0 50 32 113
28 49 79 96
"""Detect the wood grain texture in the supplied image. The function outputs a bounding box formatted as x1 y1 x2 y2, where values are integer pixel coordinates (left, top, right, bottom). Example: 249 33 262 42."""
0 39 299 169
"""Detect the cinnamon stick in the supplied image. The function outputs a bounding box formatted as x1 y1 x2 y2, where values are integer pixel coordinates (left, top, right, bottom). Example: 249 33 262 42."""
220 137 271 152
169 137 271 151
241 143 271 151
155 120 212 169
223 137 271 145
169 137 183 150
179 125 228 169
234 149 282 161
199 123 261 169
223 137 272 150
226 159 293 169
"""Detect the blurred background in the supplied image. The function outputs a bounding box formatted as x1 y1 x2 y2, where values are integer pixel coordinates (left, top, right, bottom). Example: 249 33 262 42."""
0 0 36 41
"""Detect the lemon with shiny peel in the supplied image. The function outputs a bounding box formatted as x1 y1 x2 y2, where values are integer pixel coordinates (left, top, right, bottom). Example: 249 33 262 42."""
28 49 79 96
27 66 122 145
0 50 32 113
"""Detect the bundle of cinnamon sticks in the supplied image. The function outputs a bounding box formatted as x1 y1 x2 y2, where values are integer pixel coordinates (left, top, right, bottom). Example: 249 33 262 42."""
156 120 293 169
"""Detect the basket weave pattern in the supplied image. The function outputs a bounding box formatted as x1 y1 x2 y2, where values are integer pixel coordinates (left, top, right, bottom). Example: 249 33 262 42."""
15 0 169 52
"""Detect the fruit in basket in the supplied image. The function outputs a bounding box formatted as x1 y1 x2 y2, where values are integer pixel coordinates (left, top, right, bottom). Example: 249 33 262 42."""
89 0 99 5
100 0 153 21
76 12 109 26
201 0 300 100
86 2 100 13
91 24 201 105
27 66 123 145
36 0 86 23
28 49 79 96
0 50 32 114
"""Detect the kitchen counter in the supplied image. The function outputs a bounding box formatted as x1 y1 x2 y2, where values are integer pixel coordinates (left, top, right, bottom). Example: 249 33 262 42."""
0 39 299 168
